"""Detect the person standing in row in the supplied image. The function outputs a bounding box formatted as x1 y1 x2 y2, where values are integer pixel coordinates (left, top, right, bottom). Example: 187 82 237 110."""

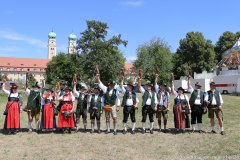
188 80 205 133
25 83 42 132
87 86 103 134
73 82 88 132
171 75 191 133
56 87 76 133
40 88 56 132
120 76 139 134
204 82 225 135
96 73 120 135
154 74 170 133
2 83 23 135
137 75 157 134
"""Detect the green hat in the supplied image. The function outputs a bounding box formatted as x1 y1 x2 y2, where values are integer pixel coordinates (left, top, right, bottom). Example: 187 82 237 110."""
108 80 116 85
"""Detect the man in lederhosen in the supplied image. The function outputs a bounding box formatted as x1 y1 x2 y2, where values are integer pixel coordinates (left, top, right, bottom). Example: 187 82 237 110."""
120 77 139 134
73 82 88 132
87 85 104 134
25 82 42 132
154 74 170 133
137 78 157 134
188 80 205 133
96 74 120 135
204 82 225 135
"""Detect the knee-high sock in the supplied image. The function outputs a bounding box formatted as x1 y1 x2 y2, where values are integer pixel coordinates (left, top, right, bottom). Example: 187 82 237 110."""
91 122 94 131
36 120 40 130
142 122 146 130
197 123 202 131
123 123 127 131
114 121 117 132
132 122 136 131
28 121 33 129
150 122 154 130
97 121 101 130
106 120 110 132
192 124 196 130
158 119 161 129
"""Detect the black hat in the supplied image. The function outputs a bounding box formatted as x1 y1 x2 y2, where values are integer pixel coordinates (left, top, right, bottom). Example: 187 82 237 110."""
33 82 41 88
159 80 167 87
177 87 185 92
195 82 202 87
62 81 68 85
210 82 216 86
64 87 72 91
94 85 101 91
80 84 88 90
145 80 153 87
11 83 18 89
108 80 116 85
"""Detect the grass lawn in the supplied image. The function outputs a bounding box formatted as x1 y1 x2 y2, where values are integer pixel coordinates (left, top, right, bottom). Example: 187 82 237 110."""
0 92 239 160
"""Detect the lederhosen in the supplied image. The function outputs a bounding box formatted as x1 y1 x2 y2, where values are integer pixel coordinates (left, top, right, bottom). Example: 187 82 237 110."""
122 91 137 123
4 93 21 130
141 91 155 123
156 90 169 119
76 93 88 121
173 95 190 129
89 94 102 121
27 90 41 118
189 90 204 124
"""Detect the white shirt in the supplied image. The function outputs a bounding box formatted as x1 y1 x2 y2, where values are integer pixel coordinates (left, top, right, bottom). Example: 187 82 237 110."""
59 93 75 102
139 86 157 105
174 93 189 101
88 94 104 107
121 86 139 106
99 82 120 106
2 88 23 104
155 85 170 106
188 85 201 105
204 90 223 105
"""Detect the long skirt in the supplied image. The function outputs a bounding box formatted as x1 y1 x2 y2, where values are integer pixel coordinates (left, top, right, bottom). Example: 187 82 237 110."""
173 106 185 129
40 103 56 129
4 101 20 129
58 103 75 128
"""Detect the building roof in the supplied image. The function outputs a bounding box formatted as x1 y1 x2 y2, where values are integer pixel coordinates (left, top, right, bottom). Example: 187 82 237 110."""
0 57 50 68
125 63 134 70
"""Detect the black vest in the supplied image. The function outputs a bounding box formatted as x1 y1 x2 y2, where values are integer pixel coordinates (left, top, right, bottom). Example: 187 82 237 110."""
77 93 87 110
104 88 117 106
207 90 221 107
90 94 102 112
121 91 137 107
189 90 204 107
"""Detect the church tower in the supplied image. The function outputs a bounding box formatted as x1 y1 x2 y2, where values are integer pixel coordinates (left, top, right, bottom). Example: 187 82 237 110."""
48 31 57 59
68 33 77 54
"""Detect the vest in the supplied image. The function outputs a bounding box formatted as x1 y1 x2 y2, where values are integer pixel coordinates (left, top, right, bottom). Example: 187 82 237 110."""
174 95 187 108
189 90 204 107
77 93 87 110
8 93 20 102
121 91 137 107
104 88 117 106
142 91 155 108
207 90 221 107
90 94 102 112
27 90 41 108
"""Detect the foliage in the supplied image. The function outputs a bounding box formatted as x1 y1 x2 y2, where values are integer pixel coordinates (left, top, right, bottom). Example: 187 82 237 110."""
215 31 240 62
173 32 216 79
134 37 173 83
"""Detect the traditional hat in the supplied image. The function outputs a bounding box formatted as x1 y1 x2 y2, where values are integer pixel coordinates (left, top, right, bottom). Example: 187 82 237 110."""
177 87 185 92
33 82 41 88
108 80 116 85
80 84 88 90
210 82 216 86
64 86 72 91
11 83 18 89
62 81 68 85
126 78 135 88
145 80 153 87
159 80 167 87
195 82 202 87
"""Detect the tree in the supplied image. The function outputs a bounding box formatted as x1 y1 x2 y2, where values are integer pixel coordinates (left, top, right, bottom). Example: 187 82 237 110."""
77 20 127 84
173 32 216 79
215 31 240 62
28 73 37 88
45 53 86 86
134 38 173 83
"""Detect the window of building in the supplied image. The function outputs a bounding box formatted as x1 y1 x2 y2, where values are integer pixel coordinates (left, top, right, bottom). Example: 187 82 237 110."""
33 68 37 71
14 68 17 71
20 68 23 71
7 63 10 65
34 64 37 66
0 68 2 71
21 64 24 66
7 68 10 71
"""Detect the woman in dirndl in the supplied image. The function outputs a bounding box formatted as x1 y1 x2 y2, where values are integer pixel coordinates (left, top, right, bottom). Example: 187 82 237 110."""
171 81 191 133
56 87 75 133
40 88 57 132
2 83 23 135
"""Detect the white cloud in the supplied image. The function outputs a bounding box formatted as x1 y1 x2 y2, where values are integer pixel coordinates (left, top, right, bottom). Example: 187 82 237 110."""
0 46 20 52
0 30 47 48
126 56 137 62
121 0 144 7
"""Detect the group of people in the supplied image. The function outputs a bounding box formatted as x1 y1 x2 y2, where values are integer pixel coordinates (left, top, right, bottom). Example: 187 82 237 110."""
1 72 225 135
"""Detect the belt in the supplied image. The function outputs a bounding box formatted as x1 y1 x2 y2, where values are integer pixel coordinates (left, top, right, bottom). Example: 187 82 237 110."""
125 105 133 107
63 102 72 104
8 100 18 102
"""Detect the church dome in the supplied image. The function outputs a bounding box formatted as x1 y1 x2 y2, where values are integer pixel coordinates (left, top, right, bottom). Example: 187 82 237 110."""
69 33 77 40
48 31 56 38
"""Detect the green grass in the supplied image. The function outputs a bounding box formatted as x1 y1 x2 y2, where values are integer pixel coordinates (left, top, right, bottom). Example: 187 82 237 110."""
0 92 239 160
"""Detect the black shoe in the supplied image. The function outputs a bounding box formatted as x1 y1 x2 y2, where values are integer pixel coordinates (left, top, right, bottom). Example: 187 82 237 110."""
191 130 196 133
131 130 135 135
181 130 185 134
211 130 217 134
68 129 71 134
150 130 153 134
105 130 110 134
98 130 101 134
158 129 162 132
142 129 145 134
220 131 225 135
198 130 205 133
12 131 17 135
123 130 127 134
113 131 117 135
90 130 94 134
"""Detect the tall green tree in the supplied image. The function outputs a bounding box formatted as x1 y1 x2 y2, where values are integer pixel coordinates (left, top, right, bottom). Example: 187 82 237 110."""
215 31 240 62
28 73 37 88
45 53 86 86
134 38 173 83
173 32 216 79
76 20 127 84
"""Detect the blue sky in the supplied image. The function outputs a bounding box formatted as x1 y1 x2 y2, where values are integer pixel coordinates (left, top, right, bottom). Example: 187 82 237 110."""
0 0 239 61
